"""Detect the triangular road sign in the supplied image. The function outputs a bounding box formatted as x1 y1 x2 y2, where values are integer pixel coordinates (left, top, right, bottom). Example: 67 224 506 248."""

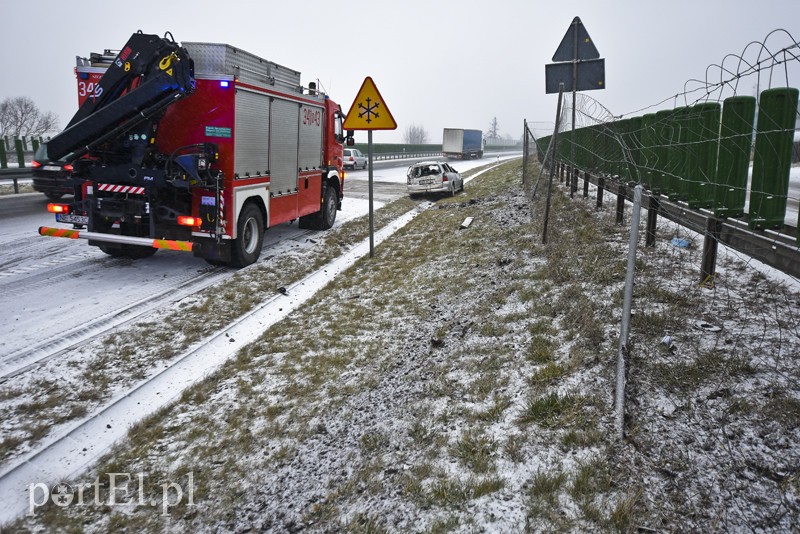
343 77 397 130
552 16 600 62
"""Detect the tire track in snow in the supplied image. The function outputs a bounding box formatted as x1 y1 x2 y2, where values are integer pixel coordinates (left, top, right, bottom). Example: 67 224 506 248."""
0 264 229 383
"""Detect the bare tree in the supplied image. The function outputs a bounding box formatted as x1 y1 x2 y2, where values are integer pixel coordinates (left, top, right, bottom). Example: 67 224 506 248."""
0 97 60 139
403 123 428 144
487 117 500 140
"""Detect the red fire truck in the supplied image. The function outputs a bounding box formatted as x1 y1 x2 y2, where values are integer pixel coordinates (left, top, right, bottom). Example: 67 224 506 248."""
36 32 347 267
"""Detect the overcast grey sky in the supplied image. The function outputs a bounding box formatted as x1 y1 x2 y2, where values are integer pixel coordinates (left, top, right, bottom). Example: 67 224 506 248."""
2 0 799 143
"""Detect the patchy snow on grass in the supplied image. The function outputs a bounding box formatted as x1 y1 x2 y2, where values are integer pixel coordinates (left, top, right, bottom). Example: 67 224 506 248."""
9 159 800 532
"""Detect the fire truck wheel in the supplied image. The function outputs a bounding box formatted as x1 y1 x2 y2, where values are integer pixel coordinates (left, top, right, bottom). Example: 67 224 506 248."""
320 185 338 230
299 185 338 230
231 203 264 267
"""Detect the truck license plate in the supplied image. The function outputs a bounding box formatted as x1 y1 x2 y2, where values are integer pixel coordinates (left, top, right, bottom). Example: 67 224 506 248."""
56 214 89 225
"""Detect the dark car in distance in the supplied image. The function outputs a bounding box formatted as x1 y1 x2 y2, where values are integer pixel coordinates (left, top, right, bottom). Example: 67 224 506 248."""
31 149 73 200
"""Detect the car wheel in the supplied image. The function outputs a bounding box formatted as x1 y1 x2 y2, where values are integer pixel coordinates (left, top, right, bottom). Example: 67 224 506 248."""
45 191 64 200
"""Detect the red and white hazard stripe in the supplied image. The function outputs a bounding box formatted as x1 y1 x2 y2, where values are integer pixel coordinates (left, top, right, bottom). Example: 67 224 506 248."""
97 183 146 195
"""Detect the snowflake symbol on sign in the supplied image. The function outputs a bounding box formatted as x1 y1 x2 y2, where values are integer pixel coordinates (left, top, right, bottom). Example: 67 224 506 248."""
357 97 380 124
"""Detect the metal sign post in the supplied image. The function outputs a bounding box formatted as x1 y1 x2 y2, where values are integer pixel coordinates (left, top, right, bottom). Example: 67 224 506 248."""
545 17 616 434
542 84 565 245
545 16 605 193
368 130 374 255
342 77 397 257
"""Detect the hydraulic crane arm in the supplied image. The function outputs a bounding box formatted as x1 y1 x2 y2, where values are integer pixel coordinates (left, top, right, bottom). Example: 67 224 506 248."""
37 31 195 164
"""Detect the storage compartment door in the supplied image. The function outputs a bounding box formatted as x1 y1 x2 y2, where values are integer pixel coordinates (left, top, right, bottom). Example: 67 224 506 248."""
270 99 300 196
234 89 270 178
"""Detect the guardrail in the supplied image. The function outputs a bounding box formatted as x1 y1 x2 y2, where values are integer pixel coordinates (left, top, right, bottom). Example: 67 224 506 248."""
530 86 800 280
552 163 799 280
370 148 520 162
0 169 30 194
371 151 441 161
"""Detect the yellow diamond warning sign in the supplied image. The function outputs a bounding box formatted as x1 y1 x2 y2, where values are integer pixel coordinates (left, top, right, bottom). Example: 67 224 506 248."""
343 77 397 131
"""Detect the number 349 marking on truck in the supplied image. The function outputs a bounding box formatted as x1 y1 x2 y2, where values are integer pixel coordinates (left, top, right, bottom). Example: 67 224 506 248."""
303 108 321 126
78 81 103 99
78 82 96 98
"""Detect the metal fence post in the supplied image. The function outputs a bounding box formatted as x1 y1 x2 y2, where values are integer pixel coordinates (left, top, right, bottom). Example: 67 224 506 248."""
616 184 626 224
583 171 590 198
646 196 659 248
616 184 643 440
570 167 578 198
522 120 528 185
597 176 604 209
543 85 565 245
701 217 722 286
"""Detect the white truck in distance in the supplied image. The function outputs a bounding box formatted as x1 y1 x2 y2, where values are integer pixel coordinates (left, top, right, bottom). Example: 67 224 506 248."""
442 128 484 159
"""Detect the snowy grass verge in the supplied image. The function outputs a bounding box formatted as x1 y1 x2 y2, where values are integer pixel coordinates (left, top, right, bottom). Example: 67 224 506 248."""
11 159 800 532
0 162 501 474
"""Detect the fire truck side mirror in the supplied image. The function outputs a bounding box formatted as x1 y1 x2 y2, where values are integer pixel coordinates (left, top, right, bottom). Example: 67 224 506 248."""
345 130 355 146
